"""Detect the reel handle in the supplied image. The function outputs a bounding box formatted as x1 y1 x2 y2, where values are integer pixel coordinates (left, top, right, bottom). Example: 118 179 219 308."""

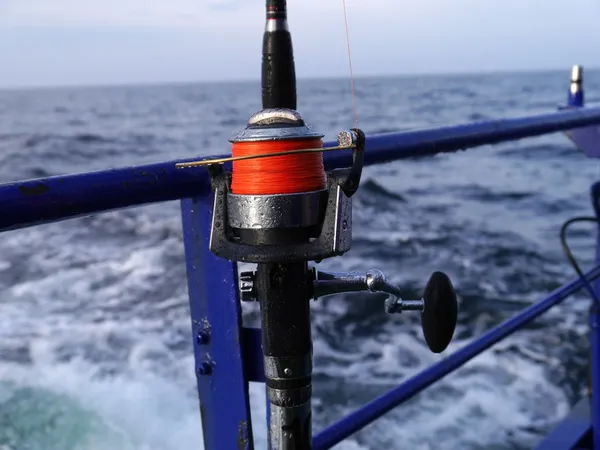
312 269 458 353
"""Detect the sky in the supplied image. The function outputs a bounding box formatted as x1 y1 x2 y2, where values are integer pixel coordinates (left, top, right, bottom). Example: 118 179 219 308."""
0 0 599 88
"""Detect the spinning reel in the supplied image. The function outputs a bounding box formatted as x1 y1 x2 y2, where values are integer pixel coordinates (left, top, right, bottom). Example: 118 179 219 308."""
187 107 459 354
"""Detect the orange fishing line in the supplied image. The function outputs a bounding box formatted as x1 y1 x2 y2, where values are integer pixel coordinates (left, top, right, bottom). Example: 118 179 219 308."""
231 138 326 195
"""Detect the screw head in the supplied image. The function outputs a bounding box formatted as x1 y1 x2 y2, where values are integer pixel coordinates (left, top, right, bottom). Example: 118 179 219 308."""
196 330 210 345
198 361 214 376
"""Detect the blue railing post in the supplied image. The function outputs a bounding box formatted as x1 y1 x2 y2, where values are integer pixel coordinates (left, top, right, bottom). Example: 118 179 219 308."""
591 182 600 450
180 195 254 450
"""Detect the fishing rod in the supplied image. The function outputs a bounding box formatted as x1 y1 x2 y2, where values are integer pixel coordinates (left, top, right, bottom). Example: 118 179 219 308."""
181 1 460 448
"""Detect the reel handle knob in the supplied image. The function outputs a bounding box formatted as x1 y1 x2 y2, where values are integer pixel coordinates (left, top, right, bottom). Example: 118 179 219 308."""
311 268 458 353
420 271 458 353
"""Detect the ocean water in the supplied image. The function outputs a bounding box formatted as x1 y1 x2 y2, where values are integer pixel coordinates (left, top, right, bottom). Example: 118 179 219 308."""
0 70 599 450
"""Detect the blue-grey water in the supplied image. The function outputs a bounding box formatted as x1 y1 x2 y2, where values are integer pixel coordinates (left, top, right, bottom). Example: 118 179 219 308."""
0 70 599 450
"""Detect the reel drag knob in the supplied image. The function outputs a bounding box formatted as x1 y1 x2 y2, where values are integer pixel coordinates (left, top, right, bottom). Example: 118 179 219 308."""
420 271 458 353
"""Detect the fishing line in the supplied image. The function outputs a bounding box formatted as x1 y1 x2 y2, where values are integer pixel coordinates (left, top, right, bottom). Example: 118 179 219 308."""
341 0 359 128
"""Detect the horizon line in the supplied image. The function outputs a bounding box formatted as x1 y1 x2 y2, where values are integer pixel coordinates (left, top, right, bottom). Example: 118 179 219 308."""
1 65 597 93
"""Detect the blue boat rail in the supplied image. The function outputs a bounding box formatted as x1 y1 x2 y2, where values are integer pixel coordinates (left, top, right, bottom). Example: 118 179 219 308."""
4 5 600 447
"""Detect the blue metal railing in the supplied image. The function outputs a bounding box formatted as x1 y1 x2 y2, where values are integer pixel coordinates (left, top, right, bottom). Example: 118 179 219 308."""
2 71 600 449
2 107 600 232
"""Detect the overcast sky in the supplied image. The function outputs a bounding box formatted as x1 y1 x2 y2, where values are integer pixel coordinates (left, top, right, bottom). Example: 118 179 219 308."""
0 0 599 88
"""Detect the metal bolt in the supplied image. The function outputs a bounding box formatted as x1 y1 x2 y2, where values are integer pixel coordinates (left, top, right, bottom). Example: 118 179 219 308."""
198 361 214 376
196 330 210 345
284 368 292 376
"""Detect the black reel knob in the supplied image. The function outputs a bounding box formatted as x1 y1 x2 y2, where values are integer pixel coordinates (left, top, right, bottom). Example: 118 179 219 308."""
421 271 458 353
